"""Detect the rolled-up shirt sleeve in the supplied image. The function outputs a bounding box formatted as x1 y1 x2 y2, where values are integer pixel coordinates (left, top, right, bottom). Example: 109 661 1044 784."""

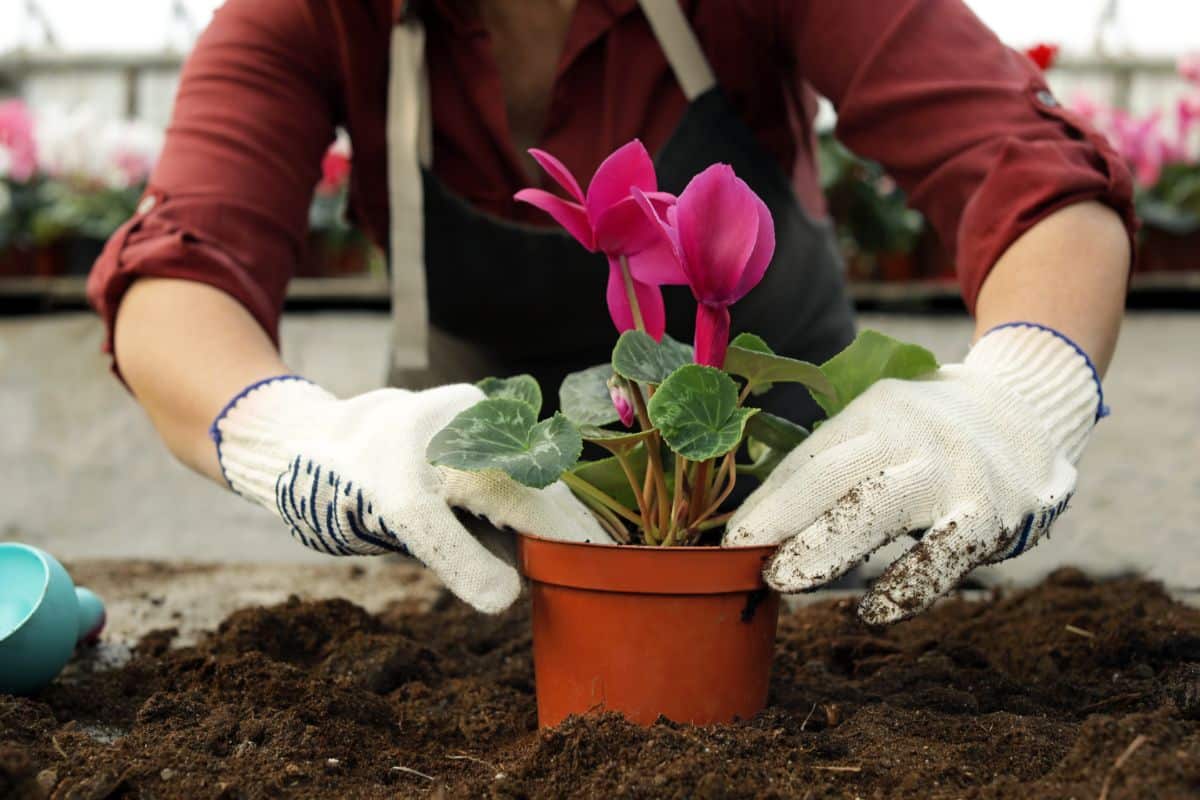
87 0 337 373
782 0 1136 310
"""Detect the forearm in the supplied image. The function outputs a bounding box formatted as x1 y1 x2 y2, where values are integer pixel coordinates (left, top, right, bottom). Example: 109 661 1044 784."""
113 278 290 484
973 202 1131 375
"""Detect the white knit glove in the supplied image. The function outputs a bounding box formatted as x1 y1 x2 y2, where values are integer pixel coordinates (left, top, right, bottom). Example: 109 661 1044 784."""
724 324 1106 624
210 377 610 613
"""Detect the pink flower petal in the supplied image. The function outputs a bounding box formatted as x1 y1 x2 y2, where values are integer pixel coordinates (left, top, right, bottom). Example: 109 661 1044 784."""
587 140 657 224
731 193 775 302
694 303 732 368
1179 53 1200 86
608 381 636 428
627 238 689 286
593 195 662 255
514 188 595 250
674 164 761 303
606 258 667 340
631 187 685 269
527 148 585 203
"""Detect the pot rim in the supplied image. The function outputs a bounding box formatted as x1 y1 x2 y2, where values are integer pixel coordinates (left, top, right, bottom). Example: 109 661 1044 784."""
516 531 777 595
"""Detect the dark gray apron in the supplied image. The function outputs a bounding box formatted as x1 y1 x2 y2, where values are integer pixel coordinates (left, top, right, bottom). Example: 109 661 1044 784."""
387 1 854 430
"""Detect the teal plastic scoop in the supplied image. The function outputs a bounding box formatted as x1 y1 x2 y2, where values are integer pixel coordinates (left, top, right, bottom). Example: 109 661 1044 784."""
0 543 106 695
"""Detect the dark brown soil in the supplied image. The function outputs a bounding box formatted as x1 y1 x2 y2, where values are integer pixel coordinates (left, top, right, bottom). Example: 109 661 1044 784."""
3 568 1199 799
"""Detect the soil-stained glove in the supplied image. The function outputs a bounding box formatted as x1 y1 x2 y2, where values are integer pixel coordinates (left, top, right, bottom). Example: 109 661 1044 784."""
210 377 609 613
724 323 1107 624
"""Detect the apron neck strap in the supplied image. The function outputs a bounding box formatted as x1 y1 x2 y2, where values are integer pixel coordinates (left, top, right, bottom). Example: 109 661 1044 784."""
383 4 715 377
637 0 717 101
386 20 432 371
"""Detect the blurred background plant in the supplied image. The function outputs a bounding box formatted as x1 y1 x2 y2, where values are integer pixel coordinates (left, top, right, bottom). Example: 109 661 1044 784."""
813 45 1200 282
818 133 926 283
0 9 1196 283
302 130 385 278
1066 54 1200 270
0 98 41 272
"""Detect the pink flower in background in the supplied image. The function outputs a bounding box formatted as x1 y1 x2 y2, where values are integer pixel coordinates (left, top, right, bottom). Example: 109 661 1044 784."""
318 133 352 195
515 140 685 340
1111 109 1172 186
0 100 38 182
1070 84 1200 189
1176 95 1200 146
112 148 154 186
1068 91 1102 125
1180 53 1200 86
635 164 774 368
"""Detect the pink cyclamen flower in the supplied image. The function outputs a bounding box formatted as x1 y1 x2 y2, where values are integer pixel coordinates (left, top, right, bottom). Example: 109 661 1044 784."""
607 376 636 428
0 100 38 182
1180 53 1200 86
514 140 686 340
1111 109 1169 187
634 164 774 368
1068 91 1103 125
1177 96 1200 153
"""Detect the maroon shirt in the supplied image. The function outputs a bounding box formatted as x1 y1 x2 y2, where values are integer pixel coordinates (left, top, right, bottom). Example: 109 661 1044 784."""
87 0 1135 371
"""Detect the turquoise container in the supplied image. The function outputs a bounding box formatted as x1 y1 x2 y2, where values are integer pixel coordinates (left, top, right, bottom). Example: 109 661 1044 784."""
0 543 106 695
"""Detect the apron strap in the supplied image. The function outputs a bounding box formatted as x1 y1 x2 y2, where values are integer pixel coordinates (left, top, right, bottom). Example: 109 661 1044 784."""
384 4 714 378
637 0 716 101
386 20 433 371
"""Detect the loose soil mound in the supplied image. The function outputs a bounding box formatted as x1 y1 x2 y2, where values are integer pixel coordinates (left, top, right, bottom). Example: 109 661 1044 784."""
2 569 1198 799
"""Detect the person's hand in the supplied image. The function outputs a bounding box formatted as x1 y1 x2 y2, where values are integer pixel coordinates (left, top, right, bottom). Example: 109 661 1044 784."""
724 324 1106 624
210 378 610 613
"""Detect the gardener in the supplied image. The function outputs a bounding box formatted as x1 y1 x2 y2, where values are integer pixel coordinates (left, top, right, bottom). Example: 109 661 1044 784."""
88 0 1135 623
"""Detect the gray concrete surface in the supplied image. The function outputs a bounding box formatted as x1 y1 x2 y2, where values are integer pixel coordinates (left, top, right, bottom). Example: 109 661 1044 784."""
2 310 1197 588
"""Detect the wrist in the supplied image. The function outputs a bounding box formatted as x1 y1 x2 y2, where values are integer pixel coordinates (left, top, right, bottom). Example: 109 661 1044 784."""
965 323 1105 462
209 375 337 497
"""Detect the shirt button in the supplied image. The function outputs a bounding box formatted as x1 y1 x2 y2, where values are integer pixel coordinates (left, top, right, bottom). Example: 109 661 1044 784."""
1035 89 1059 108
137 195 157 215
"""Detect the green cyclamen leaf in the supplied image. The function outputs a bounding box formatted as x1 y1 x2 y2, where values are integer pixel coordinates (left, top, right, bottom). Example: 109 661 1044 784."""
569 446 649 509
559 364 619 426
744 411 809 453
476 374 542 414
723 342 834 398
736 438 788 483
647 365 757 461
577 425 656 450
611 330 693 385
813 329 939 417
729 332 774 354
426 398 580 489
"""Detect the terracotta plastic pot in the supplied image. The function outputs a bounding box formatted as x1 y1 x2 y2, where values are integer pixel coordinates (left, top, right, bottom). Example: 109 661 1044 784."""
516 533 780 727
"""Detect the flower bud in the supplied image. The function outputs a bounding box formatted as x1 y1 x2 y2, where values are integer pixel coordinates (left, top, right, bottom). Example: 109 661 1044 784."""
607 377 636 428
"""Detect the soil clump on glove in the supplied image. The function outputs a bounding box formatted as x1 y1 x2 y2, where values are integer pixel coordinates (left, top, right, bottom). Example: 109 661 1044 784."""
2 569 1198 798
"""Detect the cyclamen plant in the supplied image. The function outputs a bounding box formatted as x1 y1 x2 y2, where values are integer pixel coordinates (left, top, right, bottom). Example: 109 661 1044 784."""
427 140 938 546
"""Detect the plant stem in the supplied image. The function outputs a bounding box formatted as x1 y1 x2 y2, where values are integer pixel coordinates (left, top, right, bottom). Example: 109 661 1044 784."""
664 456 689 545
712 450 735 497
611 448 651 536
580 494 630 544
627 379 652 432
738 382 754 406
628 383 670 538
561 472 644 527
688 459 711 526
695 511 735 533
618 254 646 334
691 452 738 530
